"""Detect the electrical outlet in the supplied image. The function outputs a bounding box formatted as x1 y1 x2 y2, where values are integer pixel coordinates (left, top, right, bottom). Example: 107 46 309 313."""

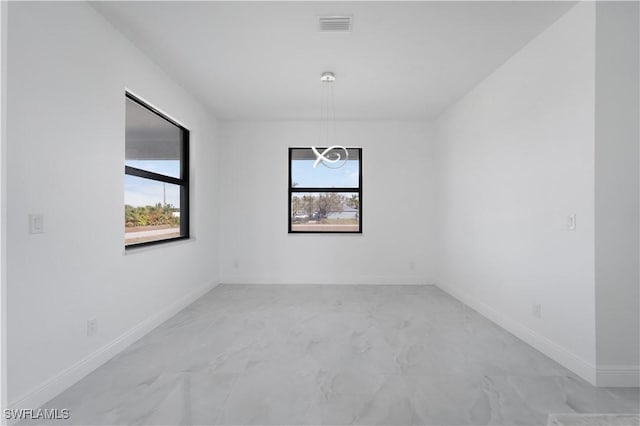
233 260 239 269
567 214 576 231
409 261 415 271
532 304 542 319
86 318 97 336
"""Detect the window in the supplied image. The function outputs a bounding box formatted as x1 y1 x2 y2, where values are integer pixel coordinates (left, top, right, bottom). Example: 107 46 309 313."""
124 93 189 247
289 147 362 233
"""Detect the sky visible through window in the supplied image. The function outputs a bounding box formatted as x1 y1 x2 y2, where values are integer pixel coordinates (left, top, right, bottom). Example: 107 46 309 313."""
125 160 180 207
291 159 359 188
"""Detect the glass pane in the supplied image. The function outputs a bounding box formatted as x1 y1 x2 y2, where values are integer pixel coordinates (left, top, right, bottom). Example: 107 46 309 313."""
125 97 182 179
125 175 182 245
290 192 360 232
291 148 359 188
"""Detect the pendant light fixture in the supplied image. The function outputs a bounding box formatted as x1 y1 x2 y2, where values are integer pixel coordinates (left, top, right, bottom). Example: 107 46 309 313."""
313 71 348 169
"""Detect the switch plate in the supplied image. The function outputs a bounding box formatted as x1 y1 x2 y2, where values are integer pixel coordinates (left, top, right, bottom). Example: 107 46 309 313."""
567 214 576 231
28 214 44 234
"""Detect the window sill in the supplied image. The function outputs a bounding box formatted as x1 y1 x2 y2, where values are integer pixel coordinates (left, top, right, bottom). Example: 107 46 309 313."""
123 236 193 255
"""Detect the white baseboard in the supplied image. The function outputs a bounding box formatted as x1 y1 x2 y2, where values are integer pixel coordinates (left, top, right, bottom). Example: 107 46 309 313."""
7 281 218 417
435 279 597 386
597 365 640 387
220 275 430 286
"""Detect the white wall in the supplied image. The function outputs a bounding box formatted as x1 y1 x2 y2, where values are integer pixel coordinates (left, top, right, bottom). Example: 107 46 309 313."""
433 3 598 383
218 120 434 285
6 2 219 409
1 0 8 415
594 1 640 387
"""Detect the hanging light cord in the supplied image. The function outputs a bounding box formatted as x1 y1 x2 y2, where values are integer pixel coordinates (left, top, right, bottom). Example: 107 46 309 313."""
313 72 348 169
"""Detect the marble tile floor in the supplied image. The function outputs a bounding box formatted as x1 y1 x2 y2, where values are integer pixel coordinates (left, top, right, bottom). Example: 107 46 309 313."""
28 285 639 426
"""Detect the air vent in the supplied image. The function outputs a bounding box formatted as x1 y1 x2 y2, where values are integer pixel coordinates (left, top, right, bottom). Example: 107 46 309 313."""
318 16 352 33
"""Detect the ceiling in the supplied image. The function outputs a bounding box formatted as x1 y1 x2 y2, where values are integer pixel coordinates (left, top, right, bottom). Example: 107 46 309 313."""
92 1 576 120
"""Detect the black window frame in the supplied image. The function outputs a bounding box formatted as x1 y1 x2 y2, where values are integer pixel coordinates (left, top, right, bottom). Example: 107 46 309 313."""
124 92 190 249
288 147 362 234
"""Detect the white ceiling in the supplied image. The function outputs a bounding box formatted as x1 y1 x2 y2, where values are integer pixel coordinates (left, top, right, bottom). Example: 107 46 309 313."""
92 1 576 120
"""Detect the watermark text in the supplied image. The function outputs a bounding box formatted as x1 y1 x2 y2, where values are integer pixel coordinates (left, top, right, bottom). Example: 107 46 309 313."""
3 408 70 421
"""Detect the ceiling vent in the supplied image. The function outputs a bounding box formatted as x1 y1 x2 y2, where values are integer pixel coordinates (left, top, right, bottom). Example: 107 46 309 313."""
318 16 352 33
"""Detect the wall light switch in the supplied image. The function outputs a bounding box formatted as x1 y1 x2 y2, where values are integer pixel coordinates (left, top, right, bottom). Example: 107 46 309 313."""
29 214 44 234
567 214 576 231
